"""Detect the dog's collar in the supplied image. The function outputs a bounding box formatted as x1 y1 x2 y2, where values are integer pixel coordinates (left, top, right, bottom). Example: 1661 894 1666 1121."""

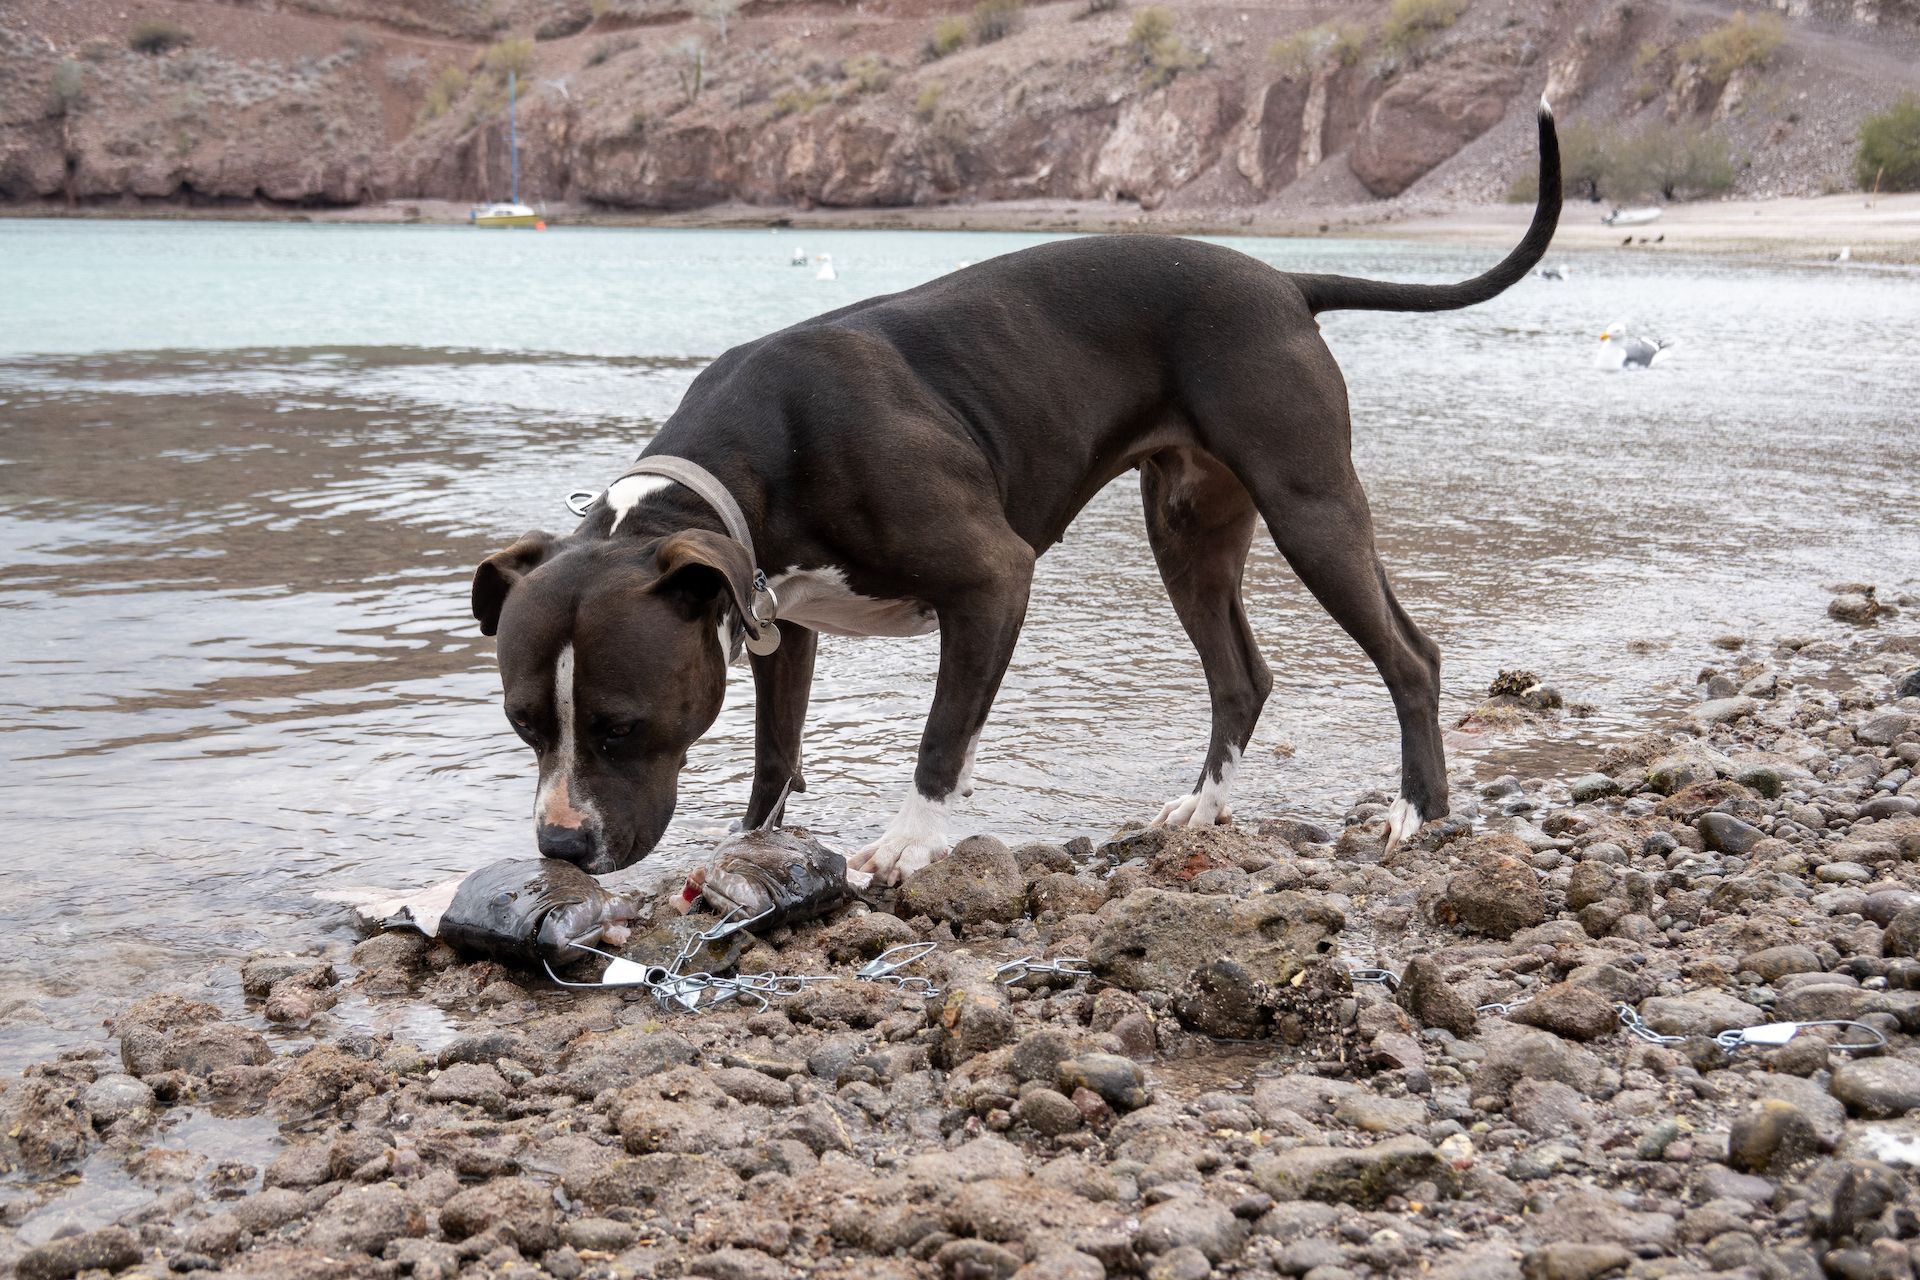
567 456 781 657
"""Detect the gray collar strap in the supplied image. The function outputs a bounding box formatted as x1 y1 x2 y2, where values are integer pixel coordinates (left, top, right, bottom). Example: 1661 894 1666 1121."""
574 456 781 656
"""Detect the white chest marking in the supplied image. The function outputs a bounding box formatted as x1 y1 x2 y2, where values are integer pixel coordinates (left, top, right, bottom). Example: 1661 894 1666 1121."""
605 475 677 534
768 566 937 639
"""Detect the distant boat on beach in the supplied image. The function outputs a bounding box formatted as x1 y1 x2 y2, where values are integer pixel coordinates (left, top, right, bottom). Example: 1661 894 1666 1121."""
470 69 548 229
1601 206 1662 227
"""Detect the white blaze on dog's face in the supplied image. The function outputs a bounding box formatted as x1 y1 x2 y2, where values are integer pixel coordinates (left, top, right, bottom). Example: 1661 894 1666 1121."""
473 529 758 873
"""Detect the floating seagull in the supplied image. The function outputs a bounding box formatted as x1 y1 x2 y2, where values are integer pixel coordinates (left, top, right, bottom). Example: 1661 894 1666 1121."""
1596 321 1675 370
1831 246 1852 263
790 246 809 266
815 252 837 281
1536 263 1572 280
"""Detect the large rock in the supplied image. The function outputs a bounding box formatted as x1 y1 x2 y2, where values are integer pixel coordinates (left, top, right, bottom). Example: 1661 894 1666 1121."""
1528 1189 1676 1250
1635 991 1765 1038
554 1027 697 1097
1831 1058 1920 1118
1251 1135 1457 1204
1349 48 1525 197
1089 888 1343 995
437 1177 559 1252
1440 845 1546 939
304 1183 427 1256
0 1079 93 1173
1472 1028 1607 1103
899 835 1024 929
1510 983 1617 1042
1396 957 1478 1038
1727 1099 1820 1173
15 1226 143 1280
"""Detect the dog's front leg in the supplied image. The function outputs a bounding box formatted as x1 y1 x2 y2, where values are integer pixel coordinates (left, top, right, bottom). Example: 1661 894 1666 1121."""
849 584 1029 886
745 621 816 829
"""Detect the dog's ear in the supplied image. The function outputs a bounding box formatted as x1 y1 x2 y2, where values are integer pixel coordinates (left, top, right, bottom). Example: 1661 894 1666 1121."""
649 529 755 625
472 530 558 636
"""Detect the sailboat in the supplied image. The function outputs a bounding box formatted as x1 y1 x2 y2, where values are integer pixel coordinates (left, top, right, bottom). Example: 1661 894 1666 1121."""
471 69 544 228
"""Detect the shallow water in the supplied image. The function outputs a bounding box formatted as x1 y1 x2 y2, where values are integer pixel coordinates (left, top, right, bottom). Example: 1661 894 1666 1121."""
1 220 1916 1072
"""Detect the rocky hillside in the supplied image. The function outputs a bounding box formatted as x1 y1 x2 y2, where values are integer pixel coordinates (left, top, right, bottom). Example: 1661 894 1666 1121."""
2 0 1917 218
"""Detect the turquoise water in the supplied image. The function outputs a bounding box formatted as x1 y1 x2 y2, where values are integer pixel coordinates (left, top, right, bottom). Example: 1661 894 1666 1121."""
1 218 1917 1069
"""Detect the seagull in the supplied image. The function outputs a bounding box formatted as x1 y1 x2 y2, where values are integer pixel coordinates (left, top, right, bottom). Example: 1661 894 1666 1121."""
790 246 809 266
815 253 837 281
1536 264 1571 280
1831 246 1852 263
1596 321 1675 370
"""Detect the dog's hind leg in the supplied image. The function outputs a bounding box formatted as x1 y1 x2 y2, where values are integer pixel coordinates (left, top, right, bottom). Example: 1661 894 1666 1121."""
1256 474 1448 850
1140 449 1272 828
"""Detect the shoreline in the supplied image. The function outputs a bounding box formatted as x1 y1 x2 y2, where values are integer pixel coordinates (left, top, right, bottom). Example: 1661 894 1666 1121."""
7 190 1918 264
4 588 1920 1278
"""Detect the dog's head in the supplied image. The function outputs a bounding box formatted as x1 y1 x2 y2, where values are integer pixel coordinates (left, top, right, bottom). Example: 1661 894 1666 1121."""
471 528 754 873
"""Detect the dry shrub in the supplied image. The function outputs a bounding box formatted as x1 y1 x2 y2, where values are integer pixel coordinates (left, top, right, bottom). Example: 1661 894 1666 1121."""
1682 11 1784 85
129 20 194 55
1382 0 1464 55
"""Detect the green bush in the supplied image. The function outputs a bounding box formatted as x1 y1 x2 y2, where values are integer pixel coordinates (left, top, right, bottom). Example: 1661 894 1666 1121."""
772 83 833 117
483 36 535 82
914 82 944 120
1382 0 1464 54
1129 6 1202 87
1506 118 1734 202
843 53 894 93
129 20 194 55
1270 20 1368 78
423 64 469 118
1682 11 1784 85
1857 95 1920 192
927 16 969 58
972 0 1023 44
51 59 86 112
1621 120 1734 199
1269 28 1320 78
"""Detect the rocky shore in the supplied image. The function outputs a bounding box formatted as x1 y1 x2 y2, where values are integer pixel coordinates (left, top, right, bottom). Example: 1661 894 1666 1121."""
5 589 1920 1280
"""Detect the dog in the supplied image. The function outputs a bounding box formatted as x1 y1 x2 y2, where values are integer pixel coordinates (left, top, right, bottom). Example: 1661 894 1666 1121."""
471 103 1562 882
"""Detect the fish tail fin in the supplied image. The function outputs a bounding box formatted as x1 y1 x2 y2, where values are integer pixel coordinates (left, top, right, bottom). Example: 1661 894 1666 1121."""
756 778 795 832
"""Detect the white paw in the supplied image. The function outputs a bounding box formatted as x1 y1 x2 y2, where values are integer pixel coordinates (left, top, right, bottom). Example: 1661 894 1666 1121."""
849 831 950 886
846 791 952 887
1153 791 1232 828
1383 798 1425 853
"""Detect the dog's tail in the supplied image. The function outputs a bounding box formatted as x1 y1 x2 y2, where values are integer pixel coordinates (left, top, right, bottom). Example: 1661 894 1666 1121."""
1293 100 1561 316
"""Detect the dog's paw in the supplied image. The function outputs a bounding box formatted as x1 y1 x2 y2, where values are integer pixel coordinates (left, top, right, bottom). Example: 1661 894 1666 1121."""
1382 798 1425 853
849 831 950 887
1152 791 1232 828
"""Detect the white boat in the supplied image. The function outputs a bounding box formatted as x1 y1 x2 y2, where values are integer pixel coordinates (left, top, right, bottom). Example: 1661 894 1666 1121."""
470 69 548 229
470 201 539 228
1602 206 1662 227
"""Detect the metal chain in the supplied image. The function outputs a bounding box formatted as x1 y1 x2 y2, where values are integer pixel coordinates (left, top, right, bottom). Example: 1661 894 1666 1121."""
543 921 943 1012
994 956 1092 986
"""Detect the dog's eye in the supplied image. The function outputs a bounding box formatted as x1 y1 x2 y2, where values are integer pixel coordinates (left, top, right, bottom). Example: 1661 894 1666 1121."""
507 715 539 746
602 722 635 742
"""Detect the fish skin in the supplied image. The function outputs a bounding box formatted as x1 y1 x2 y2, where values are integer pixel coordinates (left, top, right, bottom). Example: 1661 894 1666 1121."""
438 859 639 963
689 826 852 930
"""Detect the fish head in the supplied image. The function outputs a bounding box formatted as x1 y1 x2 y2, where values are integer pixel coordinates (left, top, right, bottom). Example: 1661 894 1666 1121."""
478 530 757 873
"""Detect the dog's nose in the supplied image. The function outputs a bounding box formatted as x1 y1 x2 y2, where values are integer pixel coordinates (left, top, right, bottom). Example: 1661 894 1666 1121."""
537 823 597 864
